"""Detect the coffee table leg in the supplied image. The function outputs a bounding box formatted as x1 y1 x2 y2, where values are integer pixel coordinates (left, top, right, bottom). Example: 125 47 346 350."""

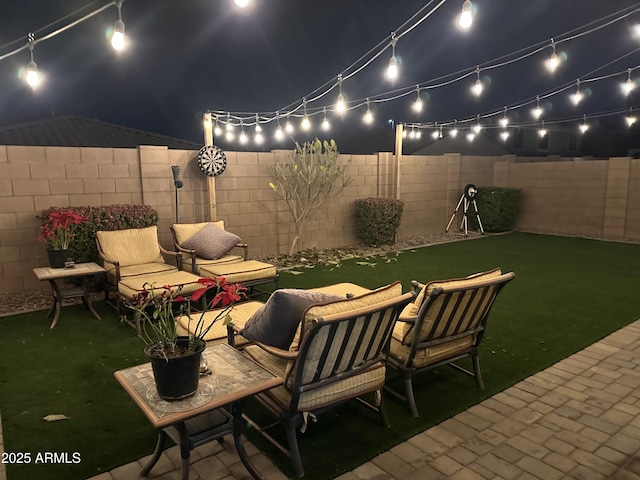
140 430 167 477
232 399 264 480
175 423 191 480
82 276 101 320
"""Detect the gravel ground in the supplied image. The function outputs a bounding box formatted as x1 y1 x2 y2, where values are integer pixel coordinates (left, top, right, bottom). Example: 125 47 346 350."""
0 232 471 317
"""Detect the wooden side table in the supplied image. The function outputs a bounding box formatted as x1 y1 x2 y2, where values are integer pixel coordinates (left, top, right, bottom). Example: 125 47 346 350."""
33 262 106 329
114 343 283 480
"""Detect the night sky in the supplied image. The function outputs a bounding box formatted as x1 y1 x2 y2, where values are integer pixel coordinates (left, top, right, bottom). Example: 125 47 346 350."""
0 0 639 153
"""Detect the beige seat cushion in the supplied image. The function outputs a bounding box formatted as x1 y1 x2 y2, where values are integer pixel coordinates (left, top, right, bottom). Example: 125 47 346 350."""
200 260 276 284
243 344 386 411
176 301 264 345
311 282 372 297
185 255 244 274
118 270 203 301
97 226 164 267
389 335 474 367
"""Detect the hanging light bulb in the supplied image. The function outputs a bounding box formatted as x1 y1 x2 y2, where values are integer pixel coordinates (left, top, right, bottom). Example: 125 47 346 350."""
531 96 543 119
450 121 459 138
499 107 509 128
458 0 474 29
472 115 482 134
466 132 476 142
301 99 311 131
225 120 235 142
335 75 346 114
274 112 284 140
538 121 547 138
579 115 589 134
622 68 636 96
254 114 263 144
234 0 250 8
626 109 637 127
213 116 222 136
545 40 560 73
24 36 40 88
321 107 330 131
254 114 262 133
402 127 408 138
415 127 422 139
386 33 398 80
412 86 423 113
471 67 483 96
111 1 126 51
431 124 439 139
285 115 294 134
570 80 583 105
239 122 248 144
500 129 510 141
363 99 374 124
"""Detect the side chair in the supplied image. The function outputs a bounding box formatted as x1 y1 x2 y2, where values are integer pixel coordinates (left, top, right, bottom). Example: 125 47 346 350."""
228 282 414 477
385 268 515 417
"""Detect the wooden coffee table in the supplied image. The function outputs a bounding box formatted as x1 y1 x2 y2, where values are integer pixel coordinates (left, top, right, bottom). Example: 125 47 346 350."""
32 261 106 328
114 343 283 480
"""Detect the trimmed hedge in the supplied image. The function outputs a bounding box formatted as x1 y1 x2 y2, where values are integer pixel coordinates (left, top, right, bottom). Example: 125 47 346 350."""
39 204 159 264
471 187 521 232
355 197 404 246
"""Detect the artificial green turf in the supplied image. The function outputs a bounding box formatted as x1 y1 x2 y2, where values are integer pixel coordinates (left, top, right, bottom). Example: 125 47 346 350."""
1 232 639 479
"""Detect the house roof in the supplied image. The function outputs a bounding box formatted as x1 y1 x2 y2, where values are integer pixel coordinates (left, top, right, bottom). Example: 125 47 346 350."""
0 115 202 150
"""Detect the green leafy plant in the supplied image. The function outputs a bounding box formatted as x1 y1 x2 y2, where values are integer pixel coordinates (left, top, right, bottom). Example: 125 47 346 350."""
268 138 352 255
129 277 247 358
39 204 159 263
471 187 521 232
354 197 404 246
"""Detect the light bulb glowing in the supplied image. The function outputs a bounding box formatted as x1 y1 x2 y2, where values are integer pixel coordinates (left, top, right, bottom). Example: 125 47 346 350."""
111 19 125 51
255 132 263 144
321 118 330 131
471 79 483 96
623 78 635 96
412 97 423 113
363 110 373 124
431 129 439 139
499 117 509 128
225 131 235 141
466 132 476 142
301 115 311 131
275 126 284 140
386 56 398 80
408 129 416 139
458 0 473 29
472 123 482 134
234 0 250 7
214 125 222 136
415 130 422 139
500 130 509 141
336 93 345 113
545 53 559 72
538 127 547 138
450 128 458 138
570 91 583 105
579 123 589 134
239 131 248 144
25 60 40 88
532 106 543 119
285 120 294 134
626 115 637 127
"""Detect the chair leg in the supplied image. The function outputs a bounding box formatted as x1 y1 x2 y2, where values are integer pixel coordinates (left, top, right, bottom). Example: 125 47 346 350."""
285 418 305 477
472 354 484 389
404 377 419 418
376 389 391 428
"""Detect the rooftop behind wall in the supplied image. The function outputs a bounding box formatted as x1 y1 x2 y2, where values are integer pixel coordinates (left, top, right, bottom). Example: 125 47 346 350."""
1 144 637 293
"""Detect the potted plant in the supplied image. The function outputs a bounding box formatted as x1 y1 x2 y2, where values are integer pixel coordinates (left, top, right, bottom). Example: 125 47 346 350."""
129 277 246 401
38 209 86 268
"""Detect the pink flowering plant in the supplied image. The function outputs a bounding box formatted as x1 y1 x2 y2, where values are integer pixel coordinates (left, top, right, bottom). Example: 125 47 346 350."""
38 209 86 250
130 277 247 358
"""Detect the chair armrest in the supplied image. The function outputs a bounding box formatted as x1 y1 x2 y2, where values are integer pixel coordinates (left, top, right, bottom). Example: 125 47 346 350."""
410 280 426 294
253 342 299 360
160 245 183 270
396 314 417 324
97 250 121 283
235 243 249 261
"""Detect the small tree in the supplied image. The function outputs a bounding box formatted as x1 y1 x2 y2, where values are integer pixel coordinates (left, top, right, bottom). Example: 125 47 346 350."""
268 138 352 255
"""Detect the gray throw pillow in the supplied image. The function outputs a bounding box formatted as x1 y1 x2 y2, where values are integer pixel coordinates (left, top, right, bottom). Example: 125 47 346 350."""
181 223 240 260
241 289 343 350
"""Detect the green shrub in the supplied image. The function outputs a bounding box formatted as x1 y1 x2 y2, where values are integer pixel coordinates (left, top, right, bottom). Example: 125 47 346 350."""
471 187 521 232
39 205 159 263
355 197 404 246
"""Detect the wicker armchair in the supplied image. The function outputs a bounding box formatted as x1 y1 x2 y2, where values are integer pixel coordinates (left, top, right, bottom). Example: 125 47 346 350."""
229 282 414 477
385 268 515 417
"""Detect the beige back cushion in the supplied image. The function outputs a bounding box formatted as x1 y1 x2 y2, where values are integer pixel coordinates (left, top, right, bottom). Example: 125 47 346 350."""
398 268 503 345
289 281 403 352
173 221 225 245
96 226 163 267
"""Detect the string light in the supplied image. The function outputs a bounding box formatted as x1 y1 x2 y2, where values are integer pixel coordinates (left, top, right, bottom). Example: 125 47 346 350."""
531 96 543 119
466 132 476 142
579 115 589 133
450 120 459 138
570 80 584 105
622 68 635 96
431 123 439 139
254 114 263 144
234 0 250 8
471 67 483 96
301 98 311 131
274 112 284 140
363 99 374 124
111 0 126 52
335 74 346 114
213 116 222 136
386 33 399 80
458 0 474 29
499 107 509 127
412 86 423 113
626 108 637 126
472 114 482 134
225 117 235 141
321 107 330 131
500 129 509 141
538 121 547 137
239 121 248 144
545 39 560 72
284 114 294 134
408 126 416 139
25 36 40 89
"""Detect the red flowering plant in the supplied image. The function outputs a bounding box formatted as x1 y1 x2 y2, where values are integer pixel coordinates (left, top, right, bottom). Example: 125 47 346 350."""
38 209 86 250
129 277 247 358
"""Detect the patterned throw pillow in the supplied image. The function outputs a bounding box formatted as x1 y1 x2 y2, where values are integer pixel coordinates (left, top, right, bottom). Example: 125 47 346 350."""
241 289 343 350
181 223 240 260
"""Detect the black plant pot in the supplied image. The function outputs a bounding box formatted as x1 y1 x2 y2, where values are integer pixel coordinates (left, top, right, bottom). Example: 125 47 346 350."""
46 248 69 269
145 337 205 401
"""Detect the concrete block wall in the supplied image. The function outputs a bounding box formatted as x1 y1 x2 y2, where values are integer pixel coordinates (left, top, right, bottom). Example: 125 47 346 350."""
1 142 638 294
